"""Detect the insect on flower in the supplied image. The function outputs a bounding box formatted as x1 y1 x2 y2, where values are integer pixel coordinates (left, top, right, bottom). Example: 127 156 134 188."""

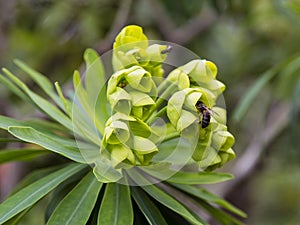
195 101 217 128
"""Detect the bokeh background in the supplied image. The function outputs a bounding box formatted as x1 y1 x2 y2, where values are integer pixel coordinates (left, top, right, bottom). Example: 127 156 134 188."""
0 0 300 224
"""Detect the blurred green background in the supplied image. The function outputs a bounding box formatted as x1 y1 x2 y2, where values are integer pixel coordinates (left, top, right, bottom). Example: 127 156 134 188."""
0 0 300 224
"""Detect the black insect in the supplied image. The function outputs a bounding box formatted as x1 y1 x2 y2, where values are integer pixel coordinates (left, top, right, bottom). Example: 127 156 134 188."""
195 101 214 128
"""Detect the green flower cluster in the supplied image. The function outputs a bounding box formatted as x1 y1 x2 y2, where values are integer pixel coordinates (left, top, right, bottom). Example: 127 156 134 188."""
166 60 235 170
101 25 235 174
113 25 170 77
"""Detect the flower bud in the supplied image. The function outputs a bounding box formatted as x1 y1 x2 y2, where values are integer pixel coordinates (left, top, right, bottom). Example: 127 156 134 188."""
107 66 157 118
113 25 148 52
193 122 236 170
104 120 130 145
108 87 132 115
181 60 217 84
167 88 215 132
166 69 190 90
101 112 158 167
132 136 158 165
130 91 155 118
144 44 170 77
113 48 150 71
211 130 235 152
110 144 135 168
113 25 170 75
102 113 135 148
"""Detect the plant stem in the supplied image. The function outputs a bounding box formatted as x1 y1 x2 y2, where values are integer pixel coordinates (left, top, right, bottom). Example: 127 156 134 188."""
161 131 180 143
147 106 167 124
145 83 177 123
157 78 171 94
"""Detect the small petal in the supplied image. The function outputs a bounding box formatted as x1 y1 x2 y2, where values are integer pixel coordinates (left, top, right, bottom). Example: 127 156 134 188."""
146 44 169 66
212 130 235 151
167 91 185 128
211 107 227 125
167 88 216 131
105 120 130 145
179 60 217 85
111 144 131 167
133 136 158 155
176 110 198 132
197 146 220 169
126 68 152 92
130 91 156 107
113 25 148 51
108 87 132 114
219 148 236 166
93 158 123 183
166 69 190 90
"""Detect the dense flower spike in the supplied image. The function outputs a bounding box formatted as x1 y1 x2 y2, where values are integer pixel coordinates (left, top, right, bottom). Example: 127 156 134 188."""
100 24 236 174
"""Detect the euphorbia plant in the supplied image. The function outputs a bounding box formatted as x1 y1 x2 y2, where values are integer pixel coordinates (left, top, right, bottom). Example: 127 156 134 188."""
0 25 246 225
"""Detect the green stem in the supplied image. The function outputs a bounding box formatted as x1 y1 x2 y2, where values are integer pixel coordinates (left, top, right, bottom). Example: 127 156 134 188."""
161 131 180 143
157 78 171 94
144 83 177 123
147 107 167 124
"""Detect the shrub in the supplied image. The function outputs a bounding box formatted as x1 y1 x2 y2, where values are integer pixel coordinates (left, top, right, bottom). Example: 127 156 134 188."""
0 25 245 225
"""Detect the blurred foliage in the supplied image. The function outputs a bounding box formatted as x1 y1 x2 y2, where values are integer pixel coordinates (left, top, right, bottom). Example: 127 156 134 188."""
0 0 300 224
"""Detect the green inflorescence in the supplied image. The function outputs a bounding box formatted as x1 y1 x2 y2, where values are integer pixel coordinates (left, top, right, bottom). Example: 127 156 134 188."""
96 25 236 181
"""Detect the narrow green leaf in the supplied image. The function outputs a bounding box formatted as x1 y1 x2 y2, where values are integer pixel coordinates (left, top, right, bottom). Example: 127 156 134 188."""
127 169 203 225
197 200 245 225
0 115 95 152
172 184 246 218
3 205 34 225
73 70 103 143
8 126 85 163
93 158 123 183
276 56 300 98
131 186 168 225
0 116 82 152
0 163 86 224
0 115 26 130
24 119 67 133
45 167 90 221
9 166 63 195
0 148 48 164
98 183 133 225
0 138 23 143
71 102 102 146
2 68 73 131
0 74 32 103
232 67 277 122
84 48 109 132
233 55 300 122
84 48 106 107
13 59 64 110
142 167 233 184
187 210 210 225
47 172 102 225
55 81 71 116
167 171 233 184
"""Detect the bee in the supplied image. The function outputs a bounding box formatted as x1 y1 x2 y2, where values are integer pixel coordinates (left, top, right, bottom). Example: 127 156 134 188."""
195 101 214 128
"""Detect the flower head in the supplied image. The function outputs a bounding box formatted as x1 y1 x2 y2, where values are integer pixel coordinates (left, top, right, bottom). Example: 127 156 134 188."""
107 66 157 119
113 25 171 77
